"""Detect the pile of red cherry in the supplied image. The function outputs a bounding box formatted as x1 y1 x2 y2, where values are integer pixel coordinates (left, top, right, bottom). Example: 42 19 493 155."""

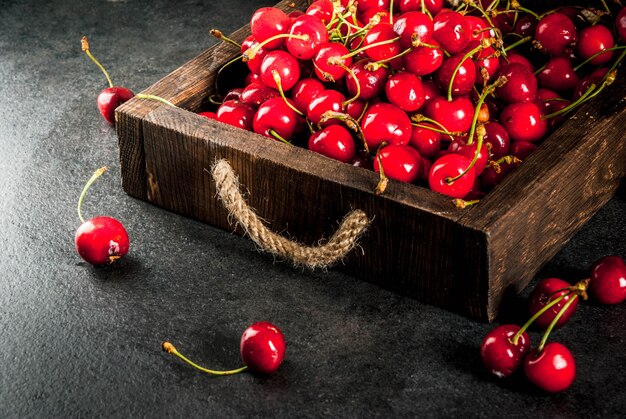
481 255 626 392
201 0 626 203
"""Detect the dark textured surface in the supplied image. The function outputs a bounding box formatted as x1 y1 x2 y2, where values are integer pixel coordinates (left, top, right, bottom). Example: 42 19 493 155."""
0 0 624 417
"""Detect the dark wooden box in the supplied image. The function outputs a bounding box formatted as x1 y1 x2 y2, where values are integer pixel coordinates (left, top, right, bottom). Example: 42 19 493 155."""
116 0 626 321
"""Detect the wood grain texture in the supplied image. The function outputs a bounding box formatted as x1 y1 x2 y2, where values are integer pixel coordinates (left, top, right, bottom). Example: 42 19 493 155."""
116 0 626 320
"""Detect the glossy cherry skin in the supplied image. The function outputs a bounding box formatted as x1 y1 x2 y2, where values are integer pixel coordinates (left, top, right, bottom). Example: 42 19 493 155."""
409 123 441 159
241 35 269 75
589 255 626 305
306 0 333 24
240 82 279 107
198 111 217 120
309 125 356 163
75 216 130 266
393 11 433 48
473 46 500 85
499 102 547 142
537 57 580 92
307 89 346 126
360 102 412 149
253 97 298 140
528 278 579 330
424 96 474 133
374 144 422 184
217 100 256 131
534 13 577 56
260 50 301 92
524 342 576 393
483 121 510 159
402 41 444 76
290 78 325 114
495 62 537 104
428 153 476 198
398 0 443 15
385 71 425 112
286 14 329 60
432 11 470 54
250 7 290 49
345 60 389 101
480 324 530 378
240 322 286 374
313 42 353 82
435 53 476 97
97 86 135 124
448 139 489 176
362 23 402 62
573 67 609 101
576 24 614 66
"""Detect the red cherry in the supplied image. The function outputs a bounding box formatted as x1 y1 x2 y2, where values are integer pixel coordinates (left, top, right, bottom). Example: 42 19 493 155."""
495 62 538 103
409 123 442 159
360 102 413 149
528 278 579 330
589 256 626 305
479 159 519 192
345 59 389 101
428 153 475 198
217 100 256 131
473 46 500 85
198 111 217 120
393 11 433 48
502 51 534 73
536 57 580 92
448 139 489 176
402 41 444 76
616 7 626 43
240 321 286 374
362 23 402 62
286 14 329 60
573 67 609 100
524 342 576 393
483 121 510 159
385 71 425 112
307 89 346 125
345 100 367 120
97 87 135 124
433 11 470 54
253 97 298 140
480 324 530 378
74 167 129 266
576 24 614 66
534 13 577 56
250 7 290 49
424 96 474 133
398 0 443 15
75 216 129 266
313 42 353 82
290 78 325 114
435 53 477 97
374 144 422 184
240 82 279 107
260 50 301 92
513 14 538 37
499 102 547 142
309 125 356 163
306 0 333 24
241 35 269 75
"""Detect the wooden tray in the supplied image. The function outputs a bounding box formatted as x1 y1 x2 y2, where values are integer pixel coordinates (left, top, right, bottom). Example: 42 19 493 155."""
116 0 626 321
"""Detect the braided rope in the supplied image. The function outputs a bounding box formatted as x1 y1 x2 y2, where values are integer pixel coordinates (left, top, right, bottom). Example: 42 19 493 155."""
211 159 370 269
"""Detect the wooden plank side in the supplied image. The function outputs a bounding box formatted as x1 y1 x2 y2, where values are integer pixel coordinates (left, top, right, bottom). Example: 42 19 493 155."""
141 106 490 319
461 77 626 317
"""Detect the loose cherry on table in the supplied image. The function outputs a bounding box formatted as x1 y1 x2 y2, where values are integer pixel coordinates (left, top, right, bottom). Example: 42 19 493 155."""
162 321 286 376
81 36 134 124
589 255 626 305
524 342 576 393
74 167 129 266
527 277 585 330
480 324 530 378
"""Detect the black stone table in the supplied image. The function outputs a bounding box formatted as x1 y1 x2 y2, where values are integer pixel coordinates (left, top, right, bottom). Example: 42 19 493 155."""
1 0 624 417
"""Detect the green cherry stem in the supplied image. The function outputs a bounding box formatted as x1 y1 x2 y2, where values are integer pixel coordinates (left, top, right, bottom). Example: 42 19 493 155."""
81 36 114 88
510 291 571 346
573 45 626 71
209 29 242 49
135 93 176 107
536 295 578 353
337 36 401 61
162 342 248 376
272 70 305 117
448 43 485 101
242 33 309 61
77 166 108 224
268 129 292 146
503 35 532 52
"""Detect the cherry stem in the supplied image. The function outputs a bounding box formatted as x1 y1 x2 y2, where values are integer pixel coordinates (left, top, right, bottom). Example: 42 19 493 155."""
536 295 578 353
319 111 369 154
215 54 244 95
161 342 248 376
511 291 570 346
338 36 401 61
77 166 108 224
410 115 463 141
242 33 309 61
334 63 360 106
452 198 480 208
272 70 305 117
81 36 113 88
411 122 464 137
511 1 539 19
209 29 241 49
447 43 486 101
366 47 413 70
573 45 626 71
268 129 292 146
503 35 532 52
541 81 602 120
374 143 388 195
135 93 176 107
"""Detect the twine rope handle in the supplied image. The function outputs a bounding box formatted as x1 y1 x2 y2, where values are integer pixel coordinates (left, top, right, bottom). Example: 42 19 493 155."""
211 159 370 269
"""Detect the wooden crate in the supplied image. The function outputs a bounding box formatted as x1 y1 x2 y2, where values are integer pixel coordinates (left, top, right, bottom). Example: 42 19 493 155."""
116 0 626 321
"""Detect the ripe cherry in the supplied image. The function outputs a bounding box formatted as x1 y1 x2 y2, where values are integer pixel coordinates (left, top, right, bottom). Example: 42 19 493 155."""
385 71 425 112
509 141 538 160
524 342 576 393
286 14 329 60
448 139 489 176
241 35 269 75
313 42 353 82
499 102 547 142
260 50 301 92
482 121 510 160
240 82 279 107
402 41 444 76
81 36 134 125
424 96 474 133
250 7 290 49
536 57 580 92
432 11 470 54
309 125 356 163
374 144 423 184
307 89 346 126
290 78 325 114
576 24 614 66
362 22 402 62
480 324 530 378
306 0 334 24
75 167 129 266
409 123 442 159
528 278 581 330
162 321 285 376
393 11 433 48
435 53 477 97
345 59 389 102
589 255 626 305
534 13 577 56
217 100 256 131
253 97 298 141
428 153 476 198
360 102 413 149
398 0 443 15
495 62 538 104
